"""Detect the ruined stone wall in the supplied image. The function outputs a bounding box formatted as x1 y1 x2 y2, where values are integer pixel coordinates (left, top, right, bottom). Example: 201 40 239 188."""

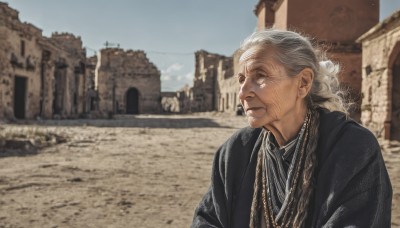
0 2 43 119
191 50 242 114
0 3 88 120
216 56 237 112
85 55 98 113
97 48 161 115
192 50 221 112
177 85 192 114
36 35 86 119
359 12 400 139
161 92 180 113
49 33 87 116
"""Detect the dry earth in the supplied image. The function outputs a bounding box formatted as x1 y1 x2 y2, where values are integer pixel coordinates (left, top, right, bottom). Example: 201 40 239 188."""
0 113 398 228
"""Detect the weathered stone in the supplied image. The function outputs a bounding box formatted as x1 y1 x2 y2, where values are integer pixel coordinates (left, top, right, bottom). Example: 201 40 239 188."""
358 10 400 140
161 92 180 113
190 50 238 113
0 2 86 120
96 48 161 116
0 3 161 120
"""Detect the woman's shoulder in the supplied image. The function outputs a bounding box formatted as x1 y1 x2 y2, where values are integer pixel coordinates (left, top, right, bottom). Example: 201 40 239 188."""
319 108 377 142
318 108 380 163
226 127 263 145
216 127 263 161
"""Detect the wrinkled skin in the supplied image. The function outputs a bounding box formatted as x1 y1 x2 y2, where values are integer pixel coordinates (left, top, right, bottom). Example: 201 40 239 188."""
238 46 313 146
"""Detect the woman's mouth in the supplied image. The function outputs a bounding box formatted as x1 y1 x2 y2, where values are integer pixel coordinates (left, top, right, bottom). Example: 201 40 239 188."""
246 107 263 112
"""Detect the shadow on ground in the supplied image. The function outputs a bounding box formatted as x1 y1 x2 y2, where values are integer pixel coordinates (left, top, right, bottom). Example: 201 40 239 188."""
0 140 39 158
12 117 234 129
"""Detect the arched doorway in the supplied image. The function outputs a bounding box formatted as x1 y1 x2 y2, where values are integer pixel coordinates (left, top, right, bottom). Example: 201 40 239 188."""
391 52 400 141
126 87 139 114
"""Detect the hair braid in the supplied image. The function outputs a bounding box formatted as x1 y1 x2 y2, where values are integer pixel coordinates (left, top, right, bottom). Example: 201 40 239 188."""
249 135 266 228
292 107 320 227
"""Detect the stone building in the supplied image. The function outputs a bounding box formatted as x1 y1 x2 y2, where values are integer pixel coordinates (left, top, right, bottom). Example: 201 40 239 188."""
160 92 180 113
0 3 42 119
176 84 192 114
39 33 87 119
191 50 237 112
188 1 380 117
254 0 380 120
96 48 161 116
160 85 193 114
358 10 400 140
0 2 86 119
85 55 98 114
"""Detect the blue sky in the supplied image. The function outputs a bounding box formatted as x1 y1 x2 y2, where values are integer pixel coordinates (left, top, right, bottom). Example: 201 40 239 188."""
4 0 400 91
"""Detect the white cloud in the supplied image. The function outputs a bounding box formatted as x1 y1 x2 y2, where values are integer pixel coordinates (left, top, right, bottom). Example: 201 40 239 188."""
162 75 171 81
166 63 183 73
161 71 194 91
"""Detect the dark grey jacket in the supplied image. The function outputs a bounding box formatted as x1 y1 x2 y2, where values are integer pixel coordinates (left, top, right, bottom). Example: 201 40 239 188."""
192 109 392 227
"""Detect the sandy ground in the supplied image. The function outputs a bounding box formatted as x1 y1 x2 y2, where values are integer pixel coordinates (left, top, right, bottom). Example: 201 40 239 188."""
0 113 398 228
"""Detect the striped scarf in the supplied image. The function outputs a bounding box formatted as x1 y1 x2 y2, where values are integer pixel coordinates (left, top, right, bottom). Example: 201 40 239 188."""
250 108 320 228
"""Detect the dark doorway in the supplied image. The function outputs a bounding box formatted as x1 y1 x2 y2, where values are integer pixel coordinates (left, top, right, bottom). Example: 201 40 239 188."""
53 69 66 115
126 88 139 114
14 76 27 119
391 53 400 140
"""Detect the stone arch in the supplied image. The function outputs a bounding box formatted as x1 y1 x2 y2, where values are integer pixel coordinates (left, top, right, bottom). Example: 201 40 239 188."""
125 87 139 114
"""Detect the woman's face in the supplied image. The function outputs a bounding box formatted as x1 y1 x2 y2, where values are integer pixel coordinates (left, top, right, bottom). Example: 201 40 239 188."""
238 46 302 129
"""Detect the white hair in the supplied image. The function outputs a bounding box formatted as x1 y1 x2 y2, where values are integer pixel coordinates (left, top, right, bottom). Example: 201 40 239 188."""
240 29 350 114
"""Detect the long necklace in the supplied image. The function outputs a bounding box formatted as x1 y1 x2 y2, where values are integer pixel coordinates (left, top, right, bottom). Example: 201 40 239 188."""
260 111 312 228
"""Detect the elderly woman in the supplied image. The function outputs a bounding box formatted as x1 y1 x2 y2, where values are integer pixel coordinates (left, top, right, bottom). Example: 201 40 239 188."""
191 29 392 228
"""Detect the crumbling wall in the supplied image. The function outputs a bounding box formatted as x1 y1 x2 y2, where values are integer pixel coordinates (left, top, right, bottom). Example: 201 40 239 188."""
97 48 161 115
85 55 98 114
161 92 180 113
216 55 236 112
177 85 193 114
48 33 87 117
359 11 400 140
191 50 241 113
192 50 222 112
0 2 43 119
0 3 88 120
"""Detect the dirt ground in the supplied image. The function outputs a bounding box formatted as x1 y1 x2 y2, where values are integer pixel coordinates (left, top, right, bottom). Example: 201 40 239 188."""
0 113 398 228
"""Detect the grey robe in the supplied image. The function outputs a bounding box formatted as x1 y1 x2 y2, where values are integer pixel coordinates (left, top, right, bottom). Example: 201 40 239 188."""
191 109 392 228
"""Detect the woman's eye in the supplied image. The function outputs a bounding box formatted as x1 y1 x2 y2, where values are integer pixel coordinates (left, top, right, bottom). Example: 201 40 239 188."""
238 76 245 84
255 74 267 84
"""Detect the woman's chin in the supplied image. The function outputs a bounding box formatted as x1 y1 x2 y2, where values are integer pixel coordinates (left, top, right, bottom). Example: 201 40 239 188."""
246 117 267 128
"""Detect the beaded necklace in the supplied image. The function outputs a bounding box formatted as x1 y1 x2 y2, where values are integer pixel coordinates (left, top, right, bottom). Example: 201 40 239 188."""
257 110 312 228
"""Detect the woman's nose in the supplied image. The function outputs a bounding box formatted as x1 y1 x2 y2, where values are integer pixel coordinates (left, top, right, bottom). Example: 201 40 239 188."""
239 78 254 100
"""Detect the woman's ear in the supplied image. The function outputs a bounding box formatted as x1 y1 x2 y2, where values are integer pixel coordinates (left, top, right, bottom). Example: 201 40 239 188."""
298 68 314 98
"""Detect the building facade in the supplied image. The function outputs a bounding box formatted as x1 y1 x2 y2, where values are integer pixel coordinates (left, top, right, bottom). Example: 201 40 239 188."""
96 48 161 116
0 2 162 120
191 50 240 113
358 11 400 140
0 3 86 120
253 0 380 120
